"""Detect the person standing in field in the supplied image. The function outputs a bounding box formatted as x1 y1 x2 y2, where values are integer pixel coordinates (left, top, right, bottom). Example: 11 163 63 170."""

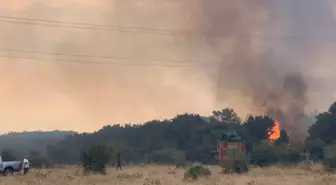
116 152 122 170
23 156 30 175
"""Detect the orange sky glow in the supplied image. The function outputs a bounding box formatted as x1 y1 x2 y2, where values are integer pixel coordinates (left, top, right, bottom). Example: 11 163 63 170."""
0 0 336 133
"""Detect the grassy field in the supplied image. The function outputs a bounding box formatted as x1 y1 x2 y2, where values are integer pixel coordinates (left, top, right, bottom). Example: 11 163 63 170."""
0 164 335 185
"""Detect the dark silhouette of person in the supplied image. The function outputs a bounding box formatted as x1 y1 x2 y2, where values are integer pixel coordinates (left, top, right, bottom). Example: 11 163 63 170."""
116 152 122 170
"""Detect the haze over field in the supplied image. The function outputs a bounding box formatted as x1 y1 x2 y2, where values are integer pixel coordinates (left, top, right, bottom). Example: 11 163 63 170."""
0 0 336 133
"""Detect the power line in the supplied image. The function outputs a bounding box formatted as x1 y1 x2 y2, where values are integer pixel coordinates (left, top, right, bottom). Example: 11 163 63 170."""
0 48 212 64
0 15 193 35
2 15 336 42
0 55 218 68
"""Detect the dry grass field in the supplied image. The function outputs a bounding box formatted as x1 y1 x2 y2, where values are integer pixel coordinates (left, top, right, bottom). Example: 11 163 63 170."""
0 164 336 185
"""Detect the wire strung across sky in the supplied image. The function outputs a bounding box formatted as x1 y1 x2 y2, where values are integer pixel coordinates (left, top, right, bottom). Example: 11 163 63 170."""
0 54 219 68
0 15 197 35
1 14 335 68
0 15 219 68
0 48 215 65
1 15 336 42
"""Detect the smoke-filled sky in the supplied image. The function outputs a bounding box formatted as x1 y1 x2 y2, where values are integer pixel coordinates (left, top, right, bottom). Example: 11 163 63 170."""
0 0 336 133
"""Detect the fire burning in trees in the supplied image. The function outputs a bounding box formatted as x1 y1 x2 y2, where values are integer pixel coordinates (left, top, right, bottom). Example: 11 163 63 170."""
269 120 281 140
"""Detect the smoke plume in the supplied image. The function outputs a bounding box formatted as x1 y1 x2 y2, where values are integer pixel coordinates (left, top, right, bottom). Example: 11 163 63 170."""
195 0 336 141
1 0 336 137
0 0 216 133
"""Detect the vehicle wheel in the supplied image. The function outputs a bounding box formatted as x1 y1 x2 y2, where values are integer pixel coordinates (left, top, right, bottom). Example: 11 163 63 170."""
3 168 14 176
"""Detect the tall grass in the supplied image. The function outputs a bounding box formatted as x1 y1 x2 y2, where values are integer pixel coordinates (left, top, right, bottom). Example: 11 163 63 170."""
0 164 335 185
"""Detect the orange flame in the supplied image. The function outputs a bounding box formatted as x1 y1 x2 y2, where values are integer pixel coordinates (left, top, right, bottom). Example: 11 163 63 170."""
269 120 280 140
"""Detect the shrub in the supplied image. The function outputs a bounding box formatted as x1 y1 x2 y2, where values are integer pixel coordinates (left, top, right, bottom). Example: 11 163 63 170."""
304 138 325 161
278 148 302 165
250 143 279 167
30 156 53 168
274 130 290 146
147 148 186 167
184 165 211 180
322 157 336 172
249 143 304 166
28 150 53 168
220 149 248 174
1 148 16 161
80 144 111 175
323 145 336 171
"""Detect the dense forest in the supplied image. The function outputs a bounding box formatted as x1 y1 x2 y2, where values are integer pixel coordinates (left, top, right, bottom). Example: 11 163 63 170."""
0 131 74 157
2 102 336 168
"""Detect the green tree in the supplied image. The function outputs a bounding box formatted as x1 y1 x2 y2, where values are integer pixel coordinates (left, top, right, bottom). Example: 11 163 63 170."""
250 144 279 167
323 144 336 171
81 144 111 175
329 102 336 115
28 150 52 168
304 138 325 161
278 147 302 164
274 130 289 146
212 108 241 125
147 148 186 166
46 145 78 164
167 114 208 160
1 148 15 161
242 115 275 143
308 102 336 144
42 108 309 165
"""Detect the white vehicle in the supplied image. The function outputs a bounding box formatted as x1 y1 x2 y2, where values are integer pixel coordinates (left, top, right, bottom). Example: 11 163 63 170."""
0 156 22 176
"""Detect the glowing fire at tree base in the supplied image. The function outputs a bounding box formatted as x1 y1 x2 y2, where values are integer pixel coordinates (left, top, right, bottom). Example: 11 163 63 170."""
269 120 281 141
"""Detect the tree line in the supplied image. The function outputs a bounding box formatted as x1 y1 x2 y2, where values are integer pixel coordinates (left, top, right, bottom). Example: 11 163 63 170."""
2 102 336 170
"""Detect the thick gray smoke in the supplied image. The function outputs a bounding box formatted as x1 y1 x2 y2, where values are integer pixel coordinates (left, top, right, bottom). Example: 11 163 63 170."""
1 0 336 136
196 0 336 141
0 0 217 133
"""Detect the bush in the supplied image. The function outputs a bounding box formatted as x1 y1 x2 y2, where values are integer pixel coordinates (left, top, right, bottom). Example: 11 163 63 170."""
274 130 290 146
250 143 304 166
278 148 302 165
220 149 248 174
184 165 211 180
147 148 186 167
323 145 336 171
322 157 336 172
250 144 279 167
304 138 325 161
30 156 53 168
1 148 16 161
28 150 53 168
80 144 111 175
